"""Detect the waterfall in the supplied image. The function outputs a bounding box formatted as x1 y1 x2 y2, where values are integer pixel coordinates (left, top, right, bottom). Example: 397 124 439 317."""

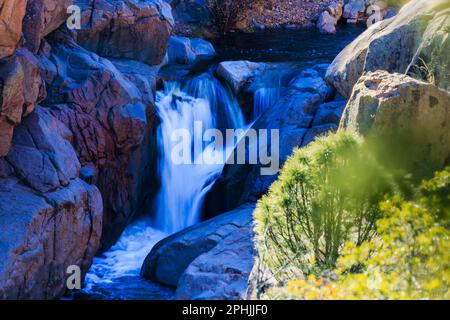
252 72 281 119
253 87 280 119
153 73 245 234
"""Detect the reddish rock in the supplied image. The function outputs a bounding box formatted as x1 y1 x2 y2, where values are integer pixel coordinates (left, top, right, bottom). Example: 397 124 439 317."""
0 107 103 300
23 0 73 53
0 57 24 157
0 49 46 157
0 0 27 59
77 0 174 66
43 31 158 251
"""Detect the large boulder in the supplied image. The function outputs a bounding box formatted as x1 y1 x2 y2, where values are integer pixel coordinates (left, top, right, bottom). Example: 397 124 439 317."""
77 0 174 66
22 0 73 53
176 215 255 300
141 204 255 289
0 0 27 59
216 61 266 94
0 106 103 299
167 36 215 65
340 70 450 172
42 30 158 251
326 0 450 98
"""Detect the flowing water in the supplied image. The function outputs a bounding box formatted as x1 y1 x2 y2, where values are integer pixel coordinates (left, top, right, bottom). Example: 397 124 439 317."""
71 25 364 300
153 74 245 233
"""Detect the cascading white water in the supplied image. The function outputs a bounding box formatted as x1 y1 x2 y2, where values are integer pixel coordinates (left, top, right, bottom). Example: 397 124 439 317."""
153 73 245 233
253 87 280 119
252 71 282 119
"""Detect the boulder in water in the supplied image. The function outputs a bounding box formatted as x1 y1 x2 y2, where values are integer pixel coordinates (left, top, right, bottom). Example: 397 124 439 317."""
167 36 216 65
141 204 255 288
216 61 266 94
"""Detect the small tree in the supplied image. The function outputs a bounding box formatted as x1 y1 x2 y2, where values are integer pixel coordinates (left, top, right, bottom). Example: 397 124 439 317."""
206 0 254 34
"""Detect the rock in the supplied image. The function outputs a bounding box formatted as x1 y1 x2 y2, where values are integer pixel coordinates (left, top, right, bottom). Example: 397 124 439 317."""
383 7 397 20
301 123 338 147
77 0 174 66
343 0 366 22
340 70 450 172
0 48 46 157
326 0 450 98
22 0 73 53
419 7 450 93
317 11 338 34
169 0 210 24
0 107 103 299
191 39 216 59
141 204 255 288
0 0 27 59
216 61 266 94
6 106 80 193
167 36 215 65
175 214 255 300
312 100 346 126
317 0 343 34
289 69 335 101
42 31 157 251
0 57 25 157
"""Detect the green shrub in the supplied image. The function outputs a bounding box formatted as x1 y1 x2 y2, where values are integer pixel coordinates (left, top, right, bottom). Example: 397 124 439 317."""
283 167 450 300
254 131 399 287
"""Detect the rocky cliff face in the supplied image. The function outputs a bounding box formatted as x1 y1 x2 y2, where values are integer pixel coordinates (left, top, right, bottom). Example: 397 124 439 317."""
0 0 173 299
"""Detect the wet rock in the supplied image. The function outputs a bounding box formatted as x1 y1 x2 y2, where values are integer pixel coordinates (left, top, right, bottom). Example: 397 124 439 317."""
326 0 450 98
340 70 450 172
216 61 266 94
0 107 103 300
77 0 174 66
0 0 27 59
167 36 216 65
22 0 73 53
141 204 255 288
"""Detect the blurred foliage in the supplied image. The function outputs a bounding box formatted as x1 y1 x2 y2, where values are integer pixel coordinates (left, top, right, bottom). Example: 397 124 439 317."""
282 168 450 300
